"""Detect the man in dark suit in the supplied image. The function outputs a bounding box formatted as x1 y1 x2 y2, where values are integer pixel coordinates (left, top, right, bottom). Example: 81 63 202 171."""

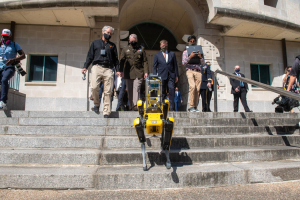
174 87 183 111
230 65 252 112
153 40 179 111
200 62 213 112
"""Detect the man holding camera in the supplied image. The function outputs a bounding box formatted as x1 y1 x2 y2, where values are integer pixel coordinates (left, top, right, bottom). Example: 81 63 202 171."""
287 56 300 92
182 35 205 112
0 29 26 110
82 26 121 118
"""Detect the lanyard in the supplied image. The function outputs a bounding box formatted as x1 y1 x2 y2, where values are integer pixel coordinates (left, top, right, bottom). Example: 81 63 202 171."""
1 44 8 55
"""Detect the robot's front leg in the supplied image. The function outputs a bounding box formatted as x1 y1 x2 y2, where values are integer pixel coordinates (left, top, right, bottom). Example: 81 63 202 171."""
165 150 171 169
134 118 147 171
141 143 146 171
162 117 175 169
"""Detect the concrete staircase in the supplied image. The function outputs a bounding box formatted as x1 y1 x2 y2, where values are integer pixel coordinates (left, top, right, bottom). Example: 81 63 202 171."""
0 111 300 190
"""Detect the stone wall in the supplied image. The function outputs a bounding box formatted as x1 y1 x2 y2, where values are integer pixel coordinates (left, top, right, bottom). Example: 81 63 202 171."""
13 24 90 111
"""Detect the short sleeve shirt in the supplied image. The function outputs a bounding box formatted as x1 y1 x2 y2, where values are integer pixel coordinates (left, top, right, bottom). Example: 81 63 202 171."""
289 57 300 78
0 42 22 69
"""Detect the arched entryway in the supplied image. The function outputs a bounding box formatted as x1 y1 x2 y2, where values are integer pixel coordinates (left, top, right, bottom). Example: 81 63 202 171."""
119 0 220 110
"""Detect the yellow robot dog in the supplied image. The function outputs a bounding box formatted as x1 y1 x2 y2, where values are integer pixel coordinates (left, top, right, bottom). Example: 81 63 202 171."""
134 74 175 171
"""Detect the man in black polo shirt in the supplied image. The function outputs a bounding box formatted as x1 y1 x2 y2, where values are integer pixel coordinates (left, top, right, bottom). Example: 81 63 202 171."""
82 26 122 117
287 56 300 92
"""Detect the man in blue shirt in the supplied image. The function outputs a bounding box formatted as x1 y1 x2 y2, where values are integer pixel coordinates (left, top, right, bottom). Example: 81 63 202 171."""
0 29 26 110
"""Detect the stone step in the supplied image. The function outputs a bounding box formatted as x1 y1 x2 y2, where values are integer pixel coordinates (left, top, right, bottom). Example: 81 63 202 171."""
0 136 103 148
1 111 299 119
1 160 300 189
0 149 100 165
1 125 298 136
104 135 300 149
1 135 299 149
100 146 300 165
0 146 298 165
9 117 299 126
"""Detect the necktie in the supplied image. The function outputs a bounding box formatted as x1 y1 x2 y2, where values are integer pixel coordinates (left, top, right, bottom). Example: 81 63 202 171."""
237 73 244 87
163 52 166 61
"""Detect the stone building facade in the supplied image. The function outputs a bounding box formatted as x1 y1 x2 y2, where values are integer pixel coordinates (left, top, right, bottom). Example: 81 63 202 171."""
0 0 299 112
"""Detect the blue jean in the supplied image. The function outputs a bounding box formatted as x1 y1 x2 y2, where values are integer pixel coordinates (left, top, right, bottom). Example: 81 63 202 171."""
0 67 15 103
174 102 181 111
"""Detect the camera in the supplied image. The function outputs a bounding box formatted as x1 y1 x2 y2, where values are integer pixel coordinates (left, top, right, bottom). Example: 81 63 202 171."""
12 61 27 76
272 95 299 113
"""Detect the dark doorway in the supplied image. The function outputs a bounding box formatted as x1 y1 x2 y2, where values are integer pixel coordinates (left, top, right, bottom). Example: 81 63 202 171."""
123 23 178 51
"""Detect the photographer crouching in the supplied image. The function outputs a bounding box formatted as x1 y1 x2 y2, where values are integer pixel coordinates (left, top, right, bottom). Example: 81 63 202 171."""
287 56 300 92
272 56 300 113
0 29 26 110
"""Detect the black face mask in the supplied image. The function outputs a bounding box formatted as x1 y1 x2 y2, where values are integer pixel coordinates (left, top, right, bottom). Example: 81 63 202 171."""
130 42 137 46
104 33 111 41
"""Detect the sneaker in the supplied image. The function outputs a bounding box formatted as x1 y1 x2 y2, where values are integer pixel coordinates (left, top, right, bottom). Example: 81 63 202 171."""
194 108 200 112
0 101 7 110
188 107 196 112
92 106 99 114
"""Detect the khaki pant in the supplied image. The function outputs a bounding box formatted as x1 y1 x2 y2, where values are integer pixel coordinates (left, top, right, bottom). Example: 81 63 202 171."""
126 78 143 109
91 65 114 115
186 70 202 108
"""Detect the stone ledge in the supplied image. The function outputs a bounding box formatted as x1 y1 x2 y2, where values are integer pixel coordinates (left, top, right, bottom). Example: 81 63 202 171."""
0 0 119 11
212 7 300 33
24 82 57 86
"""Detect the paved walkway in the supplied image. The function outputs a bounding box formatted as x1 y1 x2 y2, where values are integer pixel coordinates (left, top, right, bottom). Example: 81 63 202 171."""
1 180 300 200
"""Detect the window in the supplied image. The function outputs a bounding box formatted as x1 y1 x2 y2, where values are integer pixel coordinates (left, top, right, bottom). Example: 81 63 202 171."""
264 0 278 8
28 55 58 82
250 64 271 86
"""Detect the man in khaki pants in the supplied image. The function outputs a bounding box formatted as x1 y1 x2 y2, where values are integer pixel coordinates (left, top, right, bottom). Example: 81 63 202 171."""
82 26 122 118
182 35 205 112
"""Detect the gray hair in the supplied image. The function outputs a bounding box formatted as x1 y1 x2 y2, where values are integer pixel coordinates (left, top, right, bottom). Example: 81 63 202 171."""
102 26 114 34
129 34 138 40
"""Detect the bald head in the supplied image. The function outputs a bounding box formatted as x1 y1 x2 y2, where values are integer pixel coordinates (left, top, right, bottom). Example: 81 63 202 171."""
235 65 240 70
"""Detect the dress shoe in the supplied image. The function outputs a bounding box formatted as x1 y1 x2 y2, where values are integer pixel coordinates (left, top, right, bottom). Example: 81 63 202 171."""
132 106 138 111
104 115 110 118
92 106 99 114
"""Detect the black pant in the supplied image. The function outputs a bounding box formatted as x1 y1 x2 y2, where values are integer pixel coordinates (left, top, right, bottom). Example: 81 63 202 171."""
0 68 15 103
233 87 250 112
200 89 212 112
116 78 126 111
162 77 175 111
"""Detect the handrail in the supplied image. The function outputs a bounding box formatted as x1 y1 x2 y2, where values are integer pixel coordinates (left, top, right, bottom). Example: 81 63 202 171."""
212 70 300 112
9 67 20 91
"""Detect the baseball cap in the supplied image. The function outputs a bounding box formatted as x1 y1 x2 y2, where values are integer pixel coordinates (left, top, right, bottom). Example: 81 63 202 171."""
1 29 11 37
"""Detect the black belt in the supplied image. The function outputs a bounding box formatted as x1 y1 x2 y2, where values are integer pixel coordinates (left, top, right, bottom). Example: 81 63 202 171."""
187 68 200 72
94 62 112 68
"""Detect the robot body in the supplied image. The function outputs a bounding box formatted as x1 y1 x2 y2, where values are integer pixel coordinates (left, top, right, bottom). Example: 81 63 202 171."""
133 74 175 171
